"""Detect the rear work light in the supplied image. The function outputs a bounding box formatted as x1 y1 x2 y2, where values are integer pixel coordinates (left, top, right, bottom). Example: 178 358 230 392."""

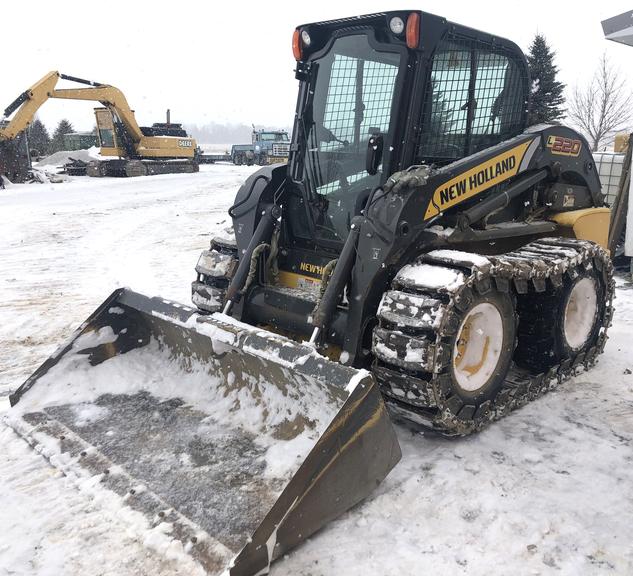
406 12 420 49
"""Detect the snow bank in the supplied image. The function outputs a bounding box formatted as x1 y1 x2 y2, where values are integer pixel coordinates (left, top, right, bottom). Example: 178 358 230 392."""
35 146 101 168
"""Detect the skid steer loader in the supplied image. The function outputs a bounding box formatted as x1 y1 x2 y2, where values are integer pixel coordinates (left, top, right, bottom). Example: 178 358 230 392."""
8 9 614 576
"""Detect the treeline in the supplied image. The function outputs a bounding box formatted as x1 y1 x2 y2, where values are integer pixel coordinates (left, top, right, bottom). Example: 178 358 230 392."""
28 118 77 157
27 118 292 156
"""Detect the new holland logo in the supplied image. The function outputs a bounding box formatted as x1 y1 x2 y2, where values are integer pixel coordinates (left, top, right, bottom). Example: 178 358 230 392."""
424 140 533 220
299 262 324 277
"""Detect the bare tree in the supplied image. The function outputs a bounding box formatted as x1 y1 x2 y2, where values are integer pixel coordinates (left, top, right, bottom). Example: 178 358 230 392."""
568 54 633 151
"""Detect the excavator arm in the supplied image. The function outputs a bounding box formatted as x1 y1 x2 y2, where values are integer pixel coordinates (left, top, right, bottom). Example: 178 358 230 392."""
1 71 144 142
0 71 59 139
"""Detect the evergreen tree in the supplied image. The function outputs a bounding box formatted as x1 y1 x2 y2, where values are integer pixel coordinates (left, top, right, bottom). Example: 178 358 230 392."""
428 81 454 137
27 118 51 157
50 119 75 152
419 80 455 157
526 34 566 125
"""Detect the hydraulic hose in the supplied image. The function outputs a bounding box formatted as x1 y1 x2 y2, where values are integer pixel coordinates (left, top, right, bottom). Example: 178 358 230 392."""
223 204 281 313
310 217 362 341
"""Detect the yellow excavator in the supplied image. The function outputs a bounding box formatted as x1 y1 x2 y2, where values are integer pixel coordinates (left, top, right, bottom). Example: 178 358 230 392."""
0 71 199 181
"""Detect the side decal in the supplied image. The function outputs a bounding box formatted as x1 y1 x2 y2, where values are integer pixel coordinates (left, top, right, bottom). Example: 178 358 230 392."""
424 139 534 220
546 135 581 157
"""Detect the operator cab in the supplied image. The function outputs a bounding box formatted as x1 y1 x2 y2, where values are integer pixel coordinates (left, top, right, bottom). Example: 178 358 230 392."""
285 11 528 251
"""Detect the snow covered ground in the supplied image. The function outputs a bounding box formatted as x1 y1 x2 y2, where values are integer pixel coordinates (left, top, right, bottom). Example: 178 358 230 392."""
0 165 253 398
1 167 632 575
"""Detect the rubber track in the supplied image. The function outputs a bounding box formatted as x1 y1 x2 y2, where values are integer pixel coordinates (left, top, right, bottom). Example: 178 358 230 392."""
372 238 615 436
192 238 238 312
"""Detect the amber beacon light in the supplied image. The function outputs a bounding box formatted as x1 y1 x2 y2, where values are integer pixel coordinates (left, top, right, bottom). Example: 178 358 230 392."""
292 29 302 60
406 12 420 48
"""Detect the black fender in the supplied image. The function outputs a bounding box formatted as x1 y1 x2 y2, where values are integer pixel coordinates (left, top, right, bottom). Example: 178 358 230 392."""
230 164 287 256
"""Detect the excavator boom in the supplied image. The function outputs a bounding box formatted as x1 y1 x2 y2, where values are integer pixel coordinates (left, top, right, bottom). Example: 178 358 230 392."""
50 84 145 142
0 71 144 141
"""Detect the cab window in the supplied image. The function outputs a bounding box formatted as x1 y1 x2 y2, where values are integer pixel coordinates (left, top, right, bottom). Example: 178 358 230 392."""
418 34 526 165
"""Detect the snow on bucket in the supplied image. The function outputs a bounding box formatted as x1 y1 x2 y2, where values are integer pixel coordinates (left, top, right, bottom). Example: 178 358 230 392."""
8 288 401 576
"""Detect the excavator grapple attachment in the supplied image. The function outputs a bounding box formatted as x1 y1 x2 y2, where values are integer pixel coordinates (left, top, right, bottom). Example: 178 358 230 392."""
7 288 401 576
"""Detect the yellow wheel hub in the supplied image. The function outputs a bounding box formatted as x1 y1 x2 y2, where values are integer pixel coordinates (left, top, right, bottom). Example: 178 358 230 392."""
563 277 598 350
452 302 504 393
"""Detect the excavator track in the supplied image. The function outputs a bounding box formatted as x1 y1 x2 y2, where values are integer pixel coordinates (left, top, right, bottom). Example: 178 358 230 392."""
372 237 615 436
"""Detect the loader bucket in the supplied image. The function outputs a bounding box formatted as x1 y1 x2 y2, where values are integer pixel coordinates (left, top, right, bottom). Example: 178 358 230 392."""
7 288 401 576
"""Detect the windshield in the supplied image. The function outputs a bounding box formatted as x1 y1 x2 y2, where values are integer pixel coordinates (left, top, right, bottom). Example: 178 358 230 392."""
261 132 288 141
297 35 402 243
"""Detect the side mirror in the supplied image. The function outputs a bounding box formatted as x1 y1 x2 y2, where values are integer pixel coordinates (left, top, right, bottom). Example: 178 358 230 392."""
366 134 384 176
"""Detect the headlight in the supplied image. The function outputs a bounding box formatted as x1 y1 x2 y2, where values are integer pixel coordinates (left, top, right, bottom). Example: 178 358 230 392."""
389 17 405 35
255 145 261 152
301 30 311 46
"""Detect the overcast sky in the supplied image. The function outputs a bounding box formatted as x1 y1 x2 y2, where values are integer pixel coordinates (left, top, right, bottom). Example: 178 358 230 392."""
3 1 633 133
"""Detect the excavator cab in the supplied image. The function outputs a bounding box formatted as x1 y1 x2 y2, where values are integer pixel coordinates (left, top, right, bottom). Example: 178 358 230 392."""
93 107 122 155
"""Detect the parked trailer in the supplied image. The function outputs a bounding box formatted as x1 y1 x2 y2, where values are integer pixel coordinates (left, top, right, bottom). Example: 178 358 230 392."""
198 151 232 164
